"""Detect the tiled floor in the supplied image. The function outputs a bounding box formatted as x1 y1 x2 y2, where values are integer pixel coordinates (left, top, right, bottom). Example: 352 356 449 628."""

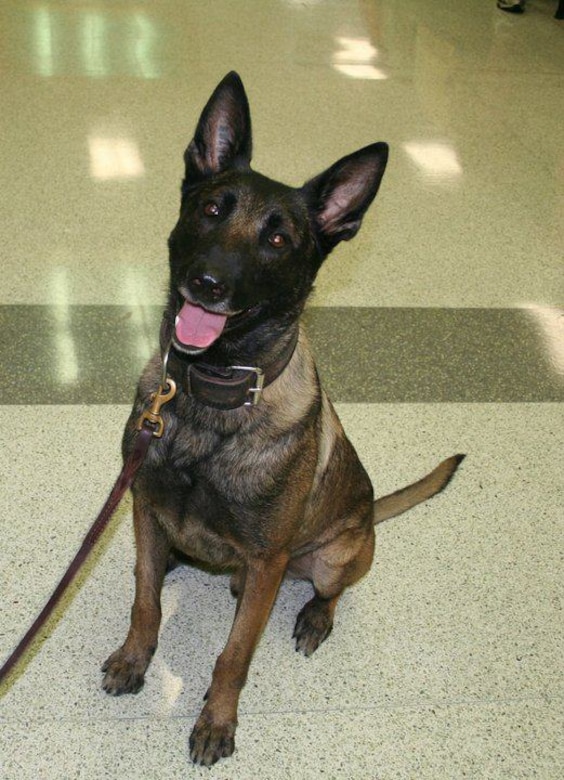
0 1 563 778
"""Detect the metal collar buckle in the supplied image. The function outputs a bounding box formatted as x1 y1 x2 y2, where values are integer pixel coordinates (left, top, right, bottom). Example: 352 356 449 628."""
231 365 265 406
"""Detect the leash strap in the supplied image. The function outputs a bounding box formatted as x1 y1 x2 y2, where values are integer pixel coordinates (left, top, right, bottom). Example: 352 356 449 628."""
0 379 176 686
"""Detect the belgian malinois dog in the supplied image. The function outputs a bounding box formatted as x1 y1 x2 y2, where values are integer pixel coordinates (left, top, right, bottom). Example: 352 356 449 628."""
101 72 463 766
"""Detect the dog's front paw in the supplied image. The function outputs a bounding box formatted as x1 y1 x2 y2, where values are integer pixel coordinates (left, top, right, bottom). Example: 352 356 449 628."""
189 709 236 767
101 647 149 695
293 597 334 657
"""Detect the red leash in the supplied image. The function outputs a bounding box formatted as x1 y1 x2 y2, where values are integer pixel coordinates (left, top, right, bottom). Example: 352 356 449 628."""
0 377 176 686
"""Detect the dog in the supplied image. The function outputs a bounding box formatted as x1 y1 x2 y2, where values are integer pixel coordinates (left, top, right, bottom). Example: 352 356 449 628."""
101 72 464 766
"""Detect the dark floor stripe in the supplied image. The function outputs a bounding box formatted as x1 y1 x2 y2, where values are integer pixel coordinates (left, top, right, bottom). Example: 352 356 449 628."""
0 306 562 404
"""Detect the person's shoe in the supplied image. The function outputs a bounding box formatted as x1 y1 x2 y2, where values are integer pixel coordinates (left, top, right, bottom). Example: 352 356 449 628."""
497 0 525 13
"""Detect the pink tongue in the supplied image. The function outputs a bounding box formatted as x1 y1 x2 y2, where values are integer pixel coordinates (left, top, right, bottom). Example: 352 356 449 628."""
175 301 227 349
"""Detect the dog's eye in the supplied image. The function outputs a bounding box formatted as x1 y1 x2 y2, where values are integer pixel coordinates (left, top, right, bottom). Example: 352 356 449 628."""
203 201 220 217
268 233 286 249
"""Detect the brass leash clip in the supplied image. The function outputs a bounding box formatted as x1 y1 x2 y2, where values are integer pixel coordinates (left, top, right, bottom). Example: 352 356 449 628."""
136 379 177 438
136 340 176 438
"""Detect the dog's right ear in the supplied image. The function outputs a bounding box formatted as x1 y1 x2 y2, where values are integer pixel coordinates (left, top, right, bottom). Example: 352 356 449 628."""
183 72 252 191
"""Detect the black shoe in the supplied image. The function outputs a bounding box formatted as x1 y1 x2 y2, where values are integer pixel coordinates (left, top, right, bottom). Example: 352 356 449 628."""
497 1 525 13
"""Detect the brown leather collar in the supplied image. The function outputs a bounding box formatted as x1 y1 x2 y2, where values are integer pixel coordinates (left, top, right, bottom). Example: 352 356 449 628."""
185 329 299 410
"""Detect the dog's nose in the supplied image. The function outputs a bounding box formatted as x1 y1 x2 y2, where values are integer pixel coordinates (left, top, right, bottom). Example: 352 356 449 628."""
187 273 229 305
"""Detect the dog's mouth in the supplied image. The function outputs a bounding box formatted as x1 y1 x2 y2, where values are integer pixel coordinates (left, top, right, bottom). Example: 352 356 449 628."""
174 300 228 352
173 299 260 355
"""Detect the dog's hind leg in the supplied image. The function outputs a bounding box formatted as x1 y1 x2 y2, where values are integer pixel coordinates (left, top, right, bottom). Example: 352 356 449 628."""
102 498 170 695
292 523 375 656
293 593 339 657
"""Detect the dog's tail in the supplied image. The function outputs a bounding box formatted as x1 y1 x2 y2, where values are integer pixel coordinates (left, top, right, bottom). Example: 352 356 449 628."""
374 454 465 525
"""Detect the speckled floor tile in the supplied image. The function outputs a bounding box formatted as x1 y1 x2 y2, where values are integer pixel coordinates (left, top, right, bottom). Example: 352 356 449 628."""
1 700 562 780
0 1 562 307
0 404 562 777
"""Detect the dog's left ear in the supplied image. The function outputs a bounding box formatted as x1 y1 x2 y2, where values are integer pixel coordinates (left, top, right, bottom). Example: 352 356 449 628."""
302 142 388 253
183 71 252 188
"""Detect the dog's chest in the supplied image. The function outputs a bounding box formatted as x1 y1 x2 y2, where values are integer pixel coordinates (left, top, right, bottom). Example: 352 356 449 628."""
133 410 298 557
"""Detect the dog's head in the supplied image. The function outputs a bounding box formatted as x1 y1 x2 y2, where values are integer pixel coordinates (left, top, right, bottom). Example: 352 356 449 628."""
168 71 388 356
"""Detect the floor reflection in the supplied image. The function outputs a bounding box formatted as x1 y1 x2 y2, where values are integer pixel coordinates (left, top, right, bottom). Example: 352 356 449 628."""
19 4 164 79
